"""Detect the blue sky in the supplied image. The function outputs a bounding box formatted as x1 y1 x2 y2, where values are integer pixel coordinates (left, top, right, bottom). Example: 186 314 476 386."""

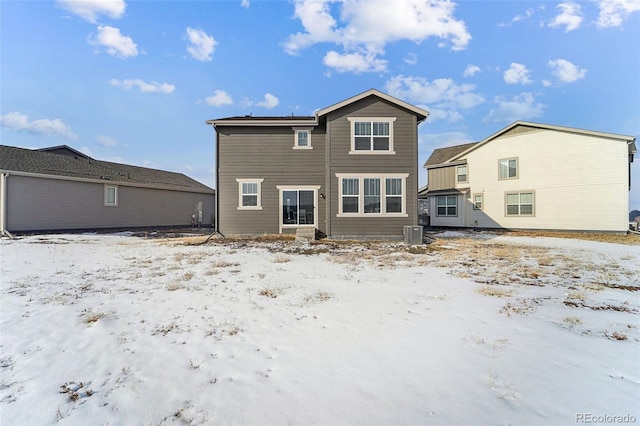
2 0 639 210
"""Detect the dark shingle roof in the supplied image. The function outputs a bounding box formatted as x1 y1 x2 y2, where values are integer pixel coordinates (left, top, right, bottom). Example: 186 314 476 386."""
0 145 214 193
212 115 316 122
424 142 478 167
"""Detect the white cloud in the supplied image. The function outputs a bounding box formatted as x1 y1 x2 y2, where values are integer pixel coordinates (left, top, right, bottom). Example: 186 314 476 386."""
254 93 279 109
548 2 583 32
596 0 640 28
385 75 484 122
96 135 124 147
205 90 233 107
547 59 587 83
283 0 471 73
463 65 481 77
110 79 175 93
0 112 78 140
186 27 217 62
89 25 138 58
542 79 553 87
323 50 387 73
504 63 533 85
485 93 545 123
56 0 126 23
404 52 418 65
241 0 250 8
498 7 534 27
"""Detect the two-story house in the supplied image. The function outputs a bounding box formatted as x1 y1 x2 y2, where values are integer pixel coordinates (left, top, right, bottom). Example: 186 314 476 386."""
424 121 637 233
207 89 429 238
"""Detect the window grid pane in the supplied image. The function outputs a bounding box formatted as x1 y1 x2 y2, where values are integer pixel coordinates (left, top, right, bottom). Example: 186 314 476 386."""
297 130 308 146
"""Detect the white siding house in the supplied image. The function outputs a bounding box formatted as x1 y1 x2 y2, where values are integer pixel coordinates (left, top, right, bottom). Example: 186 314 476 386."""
425 122 637 233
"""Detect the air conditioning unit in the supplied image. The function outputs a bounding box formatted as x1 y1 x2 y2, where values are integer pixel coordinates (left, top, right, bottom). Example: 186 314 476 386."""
403 225 423 245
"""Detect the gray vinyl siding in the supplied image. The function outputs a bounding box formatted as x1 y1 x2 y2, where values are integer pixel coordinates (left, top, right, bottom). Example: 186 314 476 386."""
5 175 214 232
217 126 326 235
325 97 418 237
427 166 456 191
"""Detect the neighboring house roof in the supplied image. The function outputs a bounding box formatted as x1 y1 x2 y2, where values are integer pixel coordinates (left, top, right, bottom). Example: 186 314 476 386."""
37 145 92 159
0 145 215 194
424 121 637 168
207 88 429 127
424 142 478 168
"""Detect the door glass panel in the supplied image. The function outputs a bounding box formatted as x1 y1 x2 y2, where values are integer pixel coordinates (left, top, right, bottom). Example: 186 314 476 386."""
299 190 314 224
283 190 298 225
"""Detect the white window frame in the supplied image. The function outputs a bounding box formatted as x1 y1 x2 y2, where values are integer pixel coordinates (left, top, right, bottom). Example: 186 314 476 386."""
293 128 312 150
236 178 264 210
456 165 468 183
498 157 518 180
436 195 457 217
104 185 118 206
505 191 535 216
473 193 483 210
276 185 321 233
347 117 396 154
336 174 408 217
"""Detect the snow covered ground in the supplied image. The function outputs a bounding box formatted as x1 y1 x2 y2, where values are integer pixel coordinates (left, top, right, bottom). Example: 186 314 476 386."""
1 232 638 425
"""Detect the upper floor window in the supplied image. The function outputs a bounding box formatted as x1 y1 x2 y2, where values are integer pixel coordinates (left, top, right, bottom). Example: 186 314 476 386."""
499 158 518 179
105 185 118 206
456 165 468 183
294 128 312 149
348 117 396 154
236 178 264 210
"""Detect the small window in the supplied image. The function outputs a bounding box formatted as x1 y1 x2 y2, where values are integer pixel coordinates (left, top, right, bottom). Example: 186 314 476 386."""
506 192 534 216
456 165 468 183
436 195 457 216
294 129 312 149
348 118 396 154
473 194 483 210
236 178 264 210
499 158 518 179
105 185 118 206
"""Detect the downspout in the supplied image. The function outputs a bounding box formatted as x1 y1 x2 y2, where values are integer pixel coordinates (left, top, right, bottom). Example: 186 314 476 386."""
214 125 221 236
0 172 13 239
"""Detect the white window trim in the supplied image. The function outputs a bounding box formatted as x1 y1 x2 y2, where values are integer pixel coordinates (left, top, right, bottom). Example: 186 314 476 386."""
336 173 408 217
456 164 468 183
473 193 483 210
505 191 535 216
498 157 519 180
236 178 264 210
347 117 397 155
104 185 118 206
293 128 313 150
276 185 321 233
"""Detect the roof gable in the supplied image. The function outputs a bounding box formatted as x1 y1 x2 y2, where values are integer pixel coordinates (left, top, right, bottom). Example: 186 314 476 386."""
207 89 429 127
0 145 214 193
425 121 636 167
316 89 429 122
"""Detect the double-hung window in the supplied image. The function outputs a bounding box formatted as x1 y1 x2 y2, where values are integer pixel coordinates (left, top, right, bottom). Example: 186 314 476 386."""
104 185 118 206
499 158 518 179
236 178 264 210
506 192 534 216
473 194 483 210
348 117 396 154
337 174 407 216
294 128 312 149
456 165 468 183
436 196 457 216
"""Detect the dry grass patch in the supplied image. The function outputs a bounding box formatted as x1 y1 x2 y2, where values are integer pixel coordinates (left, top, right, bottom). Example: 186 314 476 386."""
477 285 515 298
210 259 240 268
502 230 640 245
272 255 290 264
